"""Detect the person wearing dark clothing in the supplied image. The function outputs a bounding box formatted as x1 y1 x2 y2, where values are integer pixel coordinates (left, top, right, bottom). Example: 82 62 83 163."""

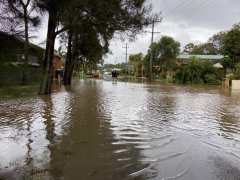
112 70 118 83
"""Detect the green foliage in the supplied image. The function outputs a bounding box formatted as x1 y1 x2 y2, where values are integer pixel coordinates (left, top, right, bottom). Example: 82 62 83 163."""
215 70 226 80
201 60 217 82
144 36 180 73
129 53 143 63
0 62 22 85
202 60 217 74
171 78 184 84
183 31 227 55
192 78 204 84
235 63 240 79
180 56 204 83
207 31 227 54
172 57 224 84
220 57 235 69
221 28 240 70
183 43 204 54
183 43 217 55
204 74 218 84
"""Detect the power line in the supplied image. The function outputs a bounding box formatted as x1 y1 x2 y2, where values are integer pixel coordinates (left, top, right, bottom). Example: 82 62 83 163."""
162 0 194 22
158 0 217 30
152 0 165 12
159 0 174 12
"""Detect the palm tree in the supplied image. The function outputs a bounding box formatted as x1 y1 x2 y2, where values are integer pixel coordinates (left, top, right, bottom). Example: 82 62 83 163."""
181 56 204 83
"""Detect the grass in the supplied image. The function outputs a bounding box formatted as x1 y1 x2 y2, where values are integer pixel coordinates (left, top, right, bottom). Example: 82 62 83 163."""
4 159 50 180
0 83 40 95
118 75 136 78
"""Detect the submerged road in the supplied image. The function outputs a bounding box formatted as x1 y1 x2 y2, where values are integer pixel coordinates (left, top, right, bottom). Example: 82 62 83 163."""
0 79 240 179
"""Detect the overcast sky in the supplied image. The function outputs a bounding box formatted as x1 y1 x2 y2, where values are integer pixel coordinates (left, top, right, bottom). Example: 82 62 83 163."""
102 0 240 64
34 0 240 65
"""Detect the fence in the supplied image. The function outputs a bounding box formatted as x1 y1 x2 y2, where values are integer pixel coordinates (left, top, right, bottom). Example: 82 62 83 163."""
232 80 240 89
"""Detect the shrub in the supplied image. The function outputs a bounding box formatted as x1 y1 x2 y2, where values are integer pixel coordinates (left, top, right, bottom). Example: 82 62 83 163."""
192 78 204 84
204 74 218 84
172 78 183 84
216 70 226 81
235 63 240 79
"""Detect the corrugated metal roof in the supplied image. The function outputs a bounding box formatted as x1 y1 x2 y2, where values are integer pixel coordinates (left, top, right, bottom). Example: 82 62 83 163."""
177 54 224 59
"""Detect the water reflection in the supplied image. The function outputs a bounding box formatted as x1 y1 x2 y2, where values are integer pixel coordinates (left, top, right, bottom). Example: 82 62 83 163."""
0 79 240 179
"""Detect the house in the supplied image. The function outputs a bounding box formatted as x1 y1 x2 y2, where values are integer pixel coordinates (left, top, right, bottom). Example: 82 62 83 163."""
166 54 225 79
0 31 63 78
176 54 224 69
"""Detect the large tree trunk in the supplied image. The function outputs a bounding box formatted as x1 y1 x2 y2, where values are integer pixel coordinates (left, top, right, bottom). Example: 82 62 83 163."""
39 11 57 94
21 3 29 85
63 33 78 85
63 33 73 85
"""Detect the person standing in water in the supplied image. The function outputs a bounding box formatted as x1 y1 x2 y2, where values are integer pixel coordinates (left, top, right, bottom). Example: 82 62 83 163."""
112 70 118 84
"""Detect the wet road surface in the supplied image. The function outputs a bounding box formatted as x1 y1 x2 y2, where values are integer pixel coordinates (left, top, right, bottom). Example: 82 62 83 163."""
0 79 240 179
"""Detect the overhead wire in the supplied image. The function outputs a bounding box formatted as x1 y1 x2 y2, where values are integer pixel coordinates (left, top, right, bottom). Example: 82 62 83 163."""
158 0 218 30
159 0 174 12
161 0 195 22
110 0 218 60
152 0 166 12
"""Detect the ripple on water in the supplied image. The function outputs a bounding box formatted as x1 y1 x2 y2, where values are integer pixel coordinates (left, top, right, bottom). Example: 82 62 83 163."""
1 80 240 179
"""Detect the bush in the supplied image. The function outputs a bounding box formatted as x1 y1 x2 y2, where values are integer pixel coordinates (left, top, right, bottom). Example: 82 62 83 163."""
216 70 226 81
204 74 217 84
192 78 204 84
152 73 157 79
235 63 240 79
172 78 183 84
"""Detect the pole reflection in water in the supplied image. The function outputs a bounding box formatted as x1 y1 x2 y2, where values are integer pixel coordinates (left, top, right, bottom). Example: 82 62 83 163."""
0 79 240 179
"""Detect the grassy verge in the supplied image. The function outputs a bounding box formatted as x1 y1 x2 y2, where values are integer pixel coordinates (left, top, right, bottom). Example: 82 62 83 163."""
0 84 40 95
154 78 167 82
118 75 136 78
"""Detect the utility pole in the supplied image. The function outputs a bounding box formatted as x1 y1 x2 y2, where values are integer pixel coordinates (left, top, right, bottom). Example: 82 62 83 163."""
149 20 161 82
114 57 117 70
122 43 129 78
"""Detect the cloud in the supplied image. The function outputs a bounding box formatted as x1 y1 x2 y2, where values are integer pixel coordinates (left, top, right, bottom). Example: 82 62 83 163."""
105 0 240 64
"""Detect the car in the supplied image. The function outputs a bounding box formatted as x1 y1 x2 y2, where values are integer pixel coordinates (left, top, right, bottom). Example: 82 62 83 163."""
103 72 111 75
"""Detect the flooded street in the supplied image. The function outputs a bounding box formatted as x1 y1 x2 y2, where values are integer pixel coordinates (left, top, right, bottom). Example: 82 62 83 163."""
1 79 240 179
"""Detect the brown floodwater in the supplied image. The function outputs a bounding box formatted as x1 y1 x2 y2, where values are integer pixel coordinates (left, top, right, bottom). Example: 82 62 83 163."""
0 79 240 180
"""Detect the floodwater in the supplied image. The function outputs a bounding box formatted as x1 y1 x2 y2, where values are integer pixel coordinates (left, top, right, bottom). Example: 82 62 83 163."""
1 78 240 180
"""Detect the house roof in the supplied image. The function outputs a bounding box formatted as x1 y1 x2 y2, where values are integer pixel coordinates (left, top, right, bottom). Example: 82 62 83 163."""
177 54 224 60
214 62 223 68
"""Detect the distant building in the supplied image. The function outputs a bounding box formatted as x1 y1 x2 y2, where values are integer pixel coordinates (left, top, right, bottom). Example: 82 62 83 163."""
176 54 224 69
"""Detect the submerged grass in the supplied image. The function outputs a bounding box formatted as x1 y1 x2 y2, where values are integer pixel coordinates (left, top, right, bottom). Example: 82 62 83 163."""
1 159 51 180
0 84 39 96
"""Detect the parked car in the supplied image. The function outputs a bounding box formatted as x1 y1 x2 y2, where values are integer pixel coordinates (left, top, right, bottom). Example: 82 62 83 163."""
104 72 111 75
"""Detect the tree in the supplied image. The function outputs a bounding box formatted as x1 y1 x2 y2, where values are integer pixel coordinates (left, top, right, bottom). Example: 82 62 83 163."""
233 22 240 29
144 36 180 74
183 43 195 54
39 0 158 94
129 53 143 75
180 56 204 83
183 43 205 55
157 36 180 72
207 31 227 54
221 28 240 71
129 53 143 63
0 0 42 85
201 42 217 55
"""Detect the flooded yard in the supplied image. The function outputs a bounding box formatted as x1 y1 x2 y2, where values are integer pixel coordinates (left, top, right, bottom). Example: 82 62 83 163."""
0 79 240 179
